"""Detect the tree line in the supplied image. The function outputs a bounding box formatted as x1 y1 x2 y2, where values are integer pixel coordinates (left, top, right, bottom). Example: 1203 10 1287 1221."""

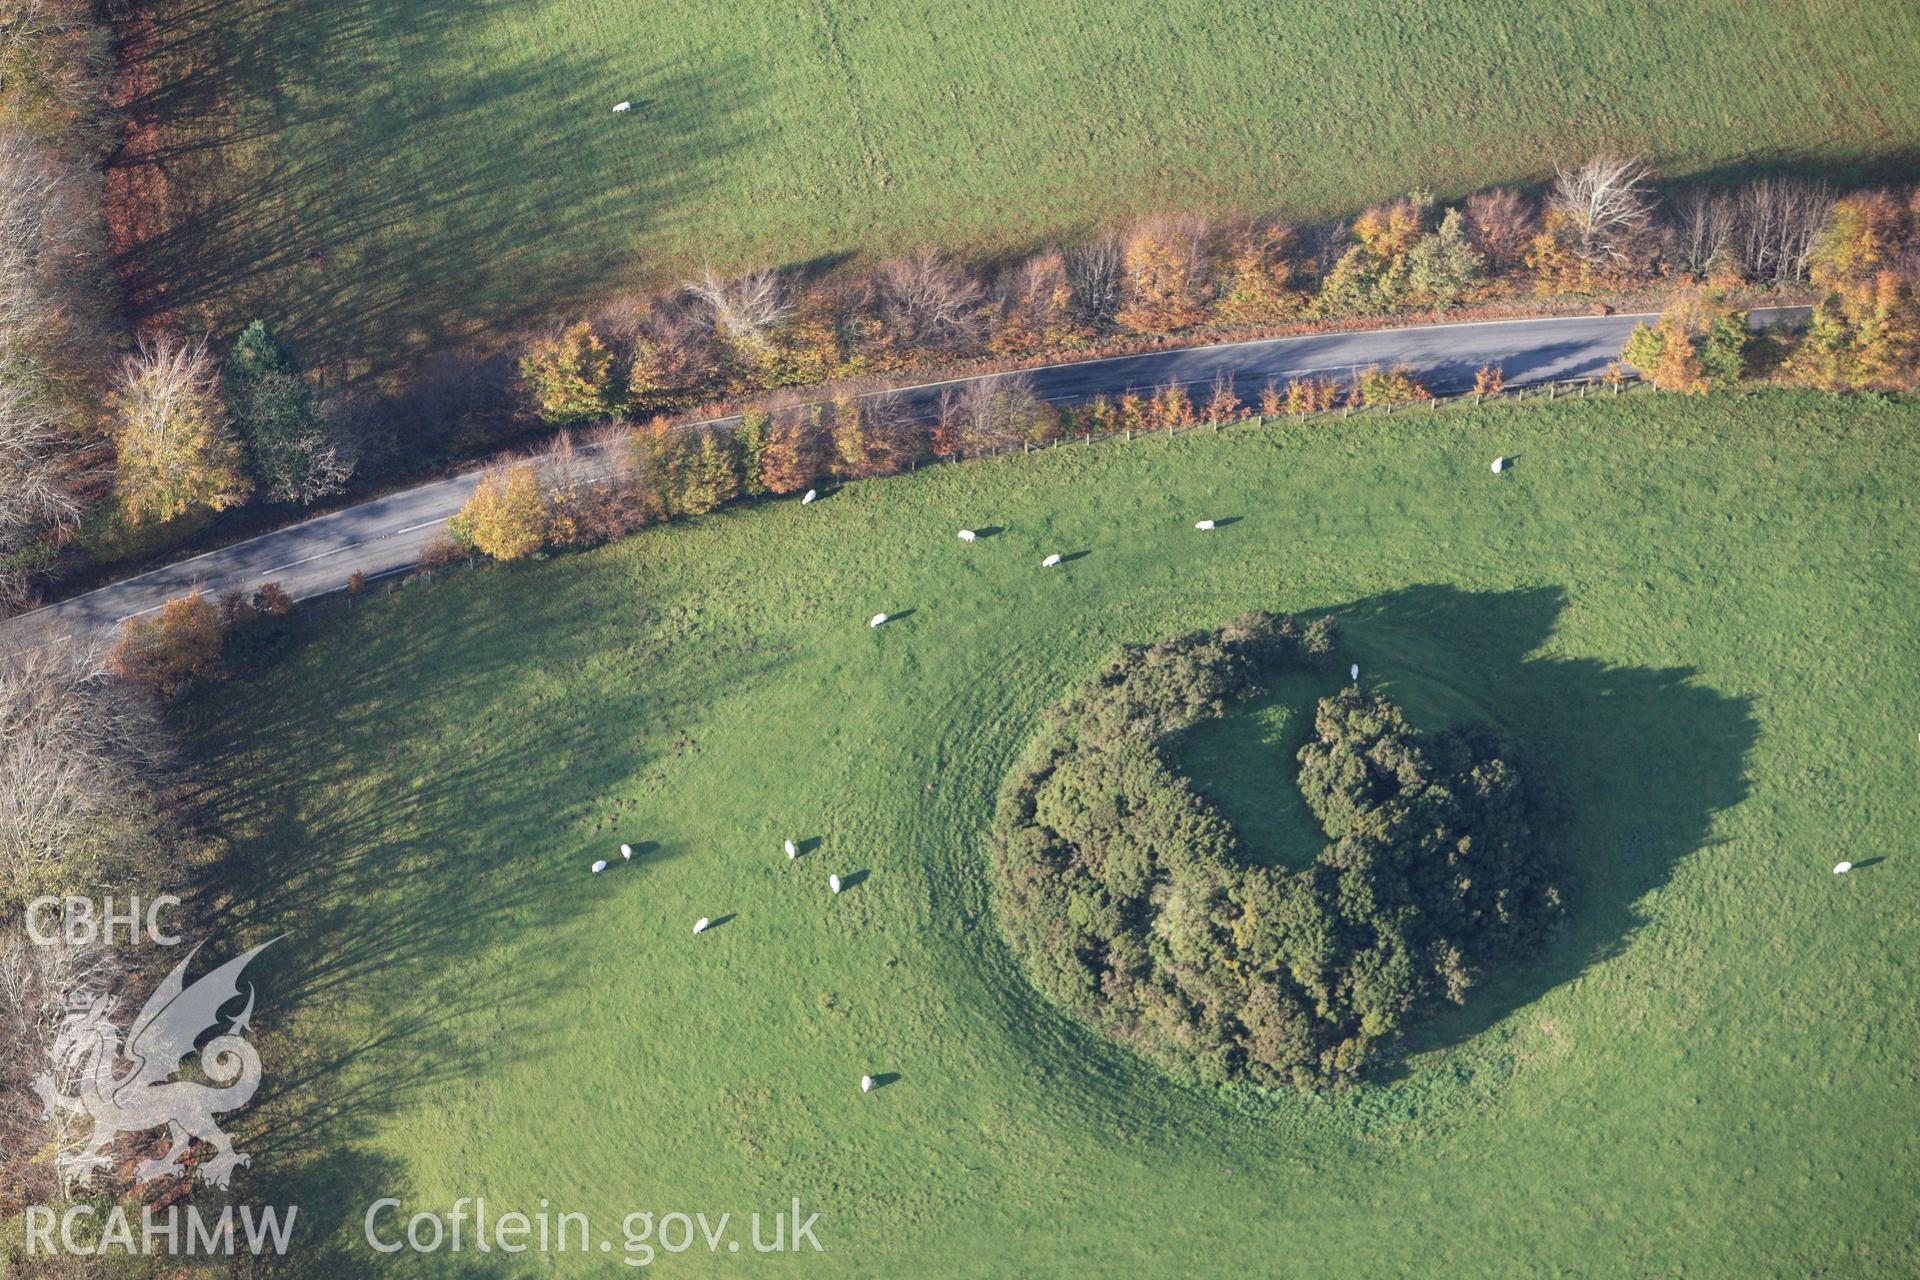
0 9 247 1215
0 0 117 614
503 160 1913 432
7 121 1919 611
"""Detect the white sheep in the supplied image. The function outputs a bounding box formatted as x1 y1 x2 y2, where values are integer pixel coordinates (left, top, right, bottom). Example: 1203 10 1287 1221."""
1491 457 1506 473
802 488 818 505
1041 553 1062 568
1833 861 1853 874
785 839 798 859
693 916 711 934
620 843 633 860
869 612 889 628
591 859 608 874
958 529 977 542
861 1074 874 1093
1194 519 1216 530
830 874 843 894
612 101 632 113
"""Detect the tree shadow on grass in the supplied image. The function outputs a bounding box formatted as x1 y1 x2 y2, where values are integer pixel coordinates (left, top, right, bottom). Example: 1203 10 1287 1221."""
170 561 798 1270
1321 583 1758 1069
114 0 760 381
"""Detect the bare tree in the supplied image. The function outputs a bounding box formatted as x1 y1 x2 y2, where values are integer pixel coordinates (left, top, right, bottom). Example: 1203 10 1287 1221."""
847 389 923 474
0 376 79 609
0 927 118 1201
0 129 110 608
0 379 73 529
1064 235 1124 330
1296 219 1356 281
1463 188 1536 272
871 250 985 352
1549 155 1654 266
0 0 113 151
1671 188 1738 277
261 406 358 508
534 426 638 545
997 249 1071 333
683 265 792 354
0 644 169 920
0 130 98 339
1735 177 1834 284
937 373 1046 453
531 426 588 505
589 421 636 487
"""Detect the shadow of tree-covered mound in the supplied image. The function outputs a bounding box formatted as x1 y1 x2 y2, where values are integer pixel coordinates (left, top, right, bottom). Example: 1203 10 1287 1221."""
1323 583 1758 1066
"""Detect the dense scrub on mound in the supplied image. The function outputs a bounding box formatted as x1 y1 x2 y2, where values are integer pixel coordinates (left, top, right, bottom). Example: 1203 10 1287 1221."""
990 612 1563 1087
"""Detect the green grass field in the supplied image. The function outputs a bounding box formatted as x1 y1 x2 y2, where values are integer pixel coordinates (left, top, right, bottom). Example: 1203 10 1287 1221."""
182 389 1919 1275
136 0 1920 373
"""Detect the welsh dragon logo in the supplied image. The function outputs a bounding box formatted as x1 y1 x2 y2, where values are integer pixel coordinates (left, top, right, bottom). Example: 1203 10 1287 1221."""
34 939 276 1189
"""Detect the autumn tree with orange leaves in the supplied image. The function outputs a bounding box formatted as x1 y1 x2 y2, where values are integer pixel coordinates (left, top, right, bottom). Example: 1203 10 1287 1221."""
109 591 227 698
1117 217 1211 334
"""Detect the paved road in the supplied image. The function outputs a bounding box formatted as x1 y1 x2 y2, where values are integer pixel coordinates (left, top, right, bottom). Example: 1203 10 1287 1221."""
1 307 1804 652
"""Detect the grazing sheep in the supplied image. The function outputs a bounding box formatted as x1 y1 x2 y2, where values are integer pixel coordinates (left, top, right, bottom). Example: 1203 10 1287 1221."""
1350 663 1360 682
802 488 818 505
869 612 889 628
1194 519 1216 530
591 859 608 874
1833 861 1853 874
830 874 843 894
620 843 633 860
861 1075 874 1093
958 529 977 542
1491 457 1506 473
785 839 798 859
693 916 711 934
1041 553 1062 568
612 101 632 113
